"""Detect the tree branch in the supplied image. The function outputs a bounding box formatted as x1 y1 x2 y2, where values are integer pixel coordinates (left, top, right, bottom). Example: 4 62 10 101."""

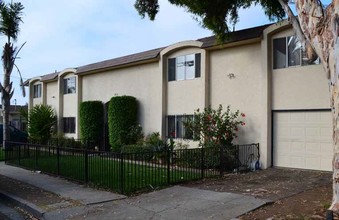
278 0 307 46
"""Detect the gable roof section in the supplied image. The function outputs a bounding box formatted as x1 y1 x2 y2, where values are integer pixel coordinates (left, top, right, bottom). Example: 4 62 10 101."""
41 72 59 82
198 24 270 49
76 47 165 75
28 23 273 79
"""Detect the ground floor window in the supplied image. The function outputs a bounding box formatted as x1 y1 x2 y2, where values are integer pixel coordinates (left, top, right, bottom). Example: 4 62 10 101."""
63 117 75 133
166 115 193 139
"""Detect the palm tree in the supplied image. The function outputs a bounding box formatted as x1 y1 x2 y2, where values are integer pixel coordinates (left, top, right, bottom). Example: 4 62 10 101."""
0 1 25 148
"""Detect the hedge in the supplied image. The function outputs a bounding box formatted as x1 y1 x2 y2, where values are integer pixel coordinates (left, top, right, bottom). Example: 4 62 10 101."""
79 101 104 142
108 96 138 152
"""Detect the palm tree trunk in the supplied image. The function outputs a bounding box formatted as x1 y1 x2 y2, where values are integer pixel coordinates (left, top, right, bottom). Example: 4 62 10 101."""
2 42 14 149
2 61 10 149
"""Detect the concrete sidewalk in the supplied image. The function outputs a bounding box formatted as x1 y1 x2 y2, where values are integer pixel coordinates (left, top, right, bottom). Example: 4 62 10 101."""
0 163 270 220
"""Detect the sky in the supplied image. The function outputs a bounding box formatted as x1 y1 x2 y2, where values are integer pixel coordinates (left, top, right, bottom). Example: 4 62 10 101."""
3 0 331 105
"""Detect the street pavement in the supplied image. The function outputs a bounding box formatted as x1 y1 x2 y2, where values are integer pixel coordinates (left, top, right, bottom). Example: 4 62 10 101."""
0 162 270 220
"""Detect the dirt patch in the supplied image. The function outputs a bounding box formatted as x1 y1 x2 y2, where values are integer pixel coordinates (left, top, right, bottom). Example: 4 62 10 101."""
0 174 80 212
240 184 334 219
183 168 336 219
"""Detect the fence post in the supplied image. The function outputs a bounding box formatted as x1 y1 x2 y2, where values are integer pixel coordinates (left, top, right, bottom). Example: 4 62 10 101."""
18 143 21 166
219 146 224 177
84 144 89 183
167 147 171 185
120 153 124 194
35 144 38 170
235 145 239 172
57 140 60 176
201 147 205 179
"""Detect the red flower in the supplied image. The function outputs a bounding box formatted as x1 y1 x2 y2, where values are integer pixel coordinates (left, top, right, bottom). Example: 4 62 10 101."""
241 122 246 126
241 113 246 117
235 127 238 131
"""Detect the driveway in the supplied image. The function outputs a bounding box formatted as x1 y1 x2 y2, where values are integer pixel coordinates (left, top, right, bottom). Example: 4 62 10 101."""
66 186 269 220
0 163 331 220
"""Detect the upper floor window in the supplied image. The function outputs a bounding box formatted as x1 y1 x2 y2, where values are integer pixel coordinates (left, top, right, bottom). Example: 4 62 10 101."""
166 115 193 139
168 53 201 81
33 84 41 98
63 77 76 94
273 36 320 69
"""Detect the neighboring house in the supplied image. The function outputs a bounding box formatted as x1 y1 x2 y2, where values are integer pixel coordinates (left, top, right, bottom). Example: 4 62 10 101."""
27 21 332 171
0 104 27 131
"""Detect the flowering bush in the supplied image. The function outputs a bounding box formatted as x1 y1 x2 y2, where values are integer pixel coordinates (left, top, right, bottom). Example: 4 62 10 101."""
184 105 245 147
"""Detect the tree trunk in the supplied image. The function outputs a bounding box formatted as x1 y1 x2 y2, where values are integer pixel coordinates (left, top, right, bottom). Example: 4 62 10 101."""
1 43 14 149
291 0 339 212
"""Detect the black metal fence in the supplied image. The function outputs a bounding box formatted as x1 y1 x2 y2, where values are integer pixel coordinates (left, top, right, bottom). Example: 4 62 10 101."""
4 142 259 195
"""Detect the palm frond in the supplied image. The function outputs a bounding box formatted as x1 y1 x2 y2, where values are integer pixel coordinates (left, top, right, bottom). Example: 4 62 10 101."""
0 2 24 42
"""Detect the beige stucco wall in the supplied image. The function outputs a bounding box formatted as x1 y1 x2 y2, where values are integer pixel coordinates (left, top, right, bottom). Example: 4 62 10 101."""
166 48 206 114
81 62 162 135
272 65 329 109
271 29 329 110
209 43 263 145
46 81 58 115
60 73 77 138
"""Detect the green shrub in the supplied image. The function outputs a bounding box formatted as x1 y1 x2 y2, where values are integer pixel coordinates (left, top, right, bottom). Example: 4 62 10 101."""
108 96 139 152
50 133 84 149
28 104 57 144
145 132 163 149
79 101 104 141
126 124 144 145
184 105 245 147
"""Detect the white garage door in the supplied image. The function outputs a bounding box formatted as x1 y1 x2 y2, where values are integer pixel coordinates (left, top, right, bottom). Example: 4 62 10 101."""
273 111 332 171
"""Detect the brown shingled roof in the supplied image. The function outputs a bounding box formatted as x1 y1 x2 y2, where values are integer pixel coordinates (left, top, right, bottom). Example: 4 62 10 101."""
23 71 59 86
198 24 271 48
29 24 272 79
41 72 59 82
76 47 165 75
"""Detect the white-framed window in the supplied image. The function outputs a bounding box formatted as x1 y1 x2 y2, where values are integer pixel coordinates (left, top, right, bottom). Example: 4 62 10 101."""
168 53 201 81
273 35 320 69
166 115 193 139
33 84 41 98
63 77 76 94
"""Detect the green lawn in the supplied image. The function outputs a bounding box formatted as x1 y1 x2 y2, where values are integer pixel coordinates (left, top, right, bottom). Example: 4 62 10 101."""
7 150 205 194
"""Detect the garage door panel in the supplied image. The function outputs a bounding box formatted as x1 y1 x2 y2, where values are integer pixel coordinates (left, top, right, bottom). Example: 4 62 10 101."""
275 141 290 155
305 157 320 170
305 143 320 154
290 156 305 168
322 159 332 171
290 127 304 137
305 128 319 137
290 142 305 153
290 114 305 123
321 128 332 139
305 112 320 122
273 111 332 171
321 143 332 155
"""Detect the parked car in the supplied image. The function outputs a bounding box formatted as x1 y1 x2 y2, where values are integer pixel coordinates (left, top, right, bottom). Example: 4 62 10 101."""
0 124 28 143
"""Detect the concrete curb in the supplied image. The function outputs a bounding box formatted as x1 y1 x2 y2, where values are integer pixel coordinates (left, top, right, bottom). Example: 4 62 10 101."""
0 189 45 218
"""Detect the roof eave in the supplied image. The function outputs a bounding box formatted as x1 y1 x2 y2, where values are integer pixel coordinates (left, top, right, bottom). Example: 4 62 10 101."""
203 37 263 50
76 57 160 76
